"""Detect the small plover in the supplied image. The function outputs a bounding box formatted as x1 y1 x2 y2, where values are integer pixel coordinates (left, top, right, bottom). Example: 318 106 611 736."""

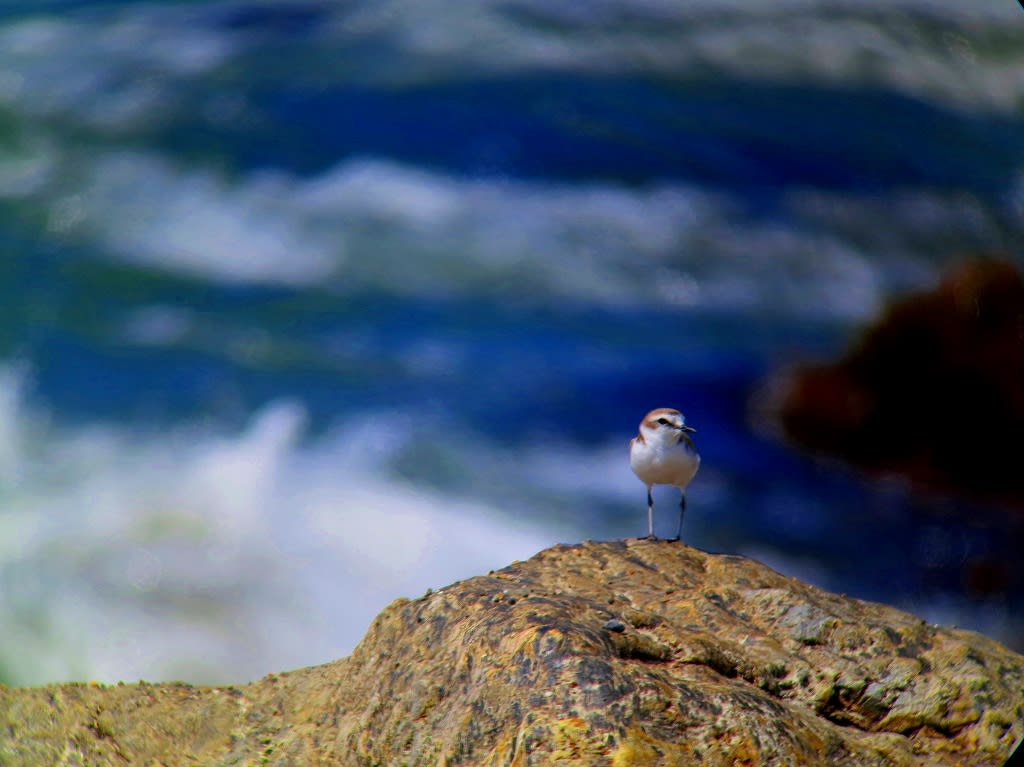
629 407 700 541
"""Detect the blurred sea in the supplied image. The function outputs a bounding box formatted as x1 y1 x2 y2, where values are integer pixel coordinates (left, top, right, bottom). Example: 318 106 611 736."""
0 0 1022 684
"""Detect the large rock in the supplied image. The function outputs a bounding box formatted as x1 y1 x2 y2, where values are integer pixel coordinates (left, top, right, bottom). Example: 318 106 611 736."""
2 541 1022 766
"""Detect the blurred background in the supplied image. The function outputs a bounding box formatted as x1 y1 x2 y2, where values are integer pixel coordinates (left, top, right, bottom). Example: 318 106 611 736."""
0 0 1022 685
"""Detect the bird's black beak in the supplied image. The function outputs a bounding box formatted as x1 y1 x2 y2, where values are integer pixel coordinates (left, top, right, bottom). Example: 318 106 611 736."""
680 424 696 433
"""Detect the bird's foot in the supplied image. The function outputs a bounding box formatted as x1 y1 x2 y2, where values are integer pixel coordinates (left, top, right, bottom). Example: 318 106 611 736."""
665 536 681 543
638 534 658 541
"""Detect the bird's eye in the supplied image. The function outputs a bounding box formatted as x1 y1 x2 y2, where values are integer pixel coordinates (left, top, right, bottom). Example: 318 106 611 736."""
657 418 669 425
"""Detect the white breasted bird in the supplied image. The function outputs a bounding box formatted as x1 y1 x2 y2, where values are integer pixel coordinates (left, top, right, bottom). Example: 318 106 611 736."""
629 407 700 541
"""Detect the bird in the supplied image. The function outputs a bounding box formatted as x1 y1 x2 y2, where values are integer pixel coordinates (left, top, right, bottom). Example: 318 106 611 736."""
629 407 700 541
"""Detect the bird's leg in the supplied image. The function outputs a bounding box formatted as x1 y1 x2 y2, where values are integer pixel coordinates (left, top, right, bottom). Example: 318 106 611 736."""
642 487 656 540
667 492 686 542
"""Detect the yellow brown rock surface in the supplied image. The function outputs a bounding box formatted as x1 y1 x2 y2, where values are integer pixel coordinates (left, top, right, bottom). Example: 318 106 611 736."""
2 540 1022 765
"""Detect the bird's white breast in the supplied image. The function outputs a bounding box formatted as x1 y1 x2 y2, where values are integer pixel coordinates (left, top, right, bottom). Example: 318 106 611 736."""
630 437 700 488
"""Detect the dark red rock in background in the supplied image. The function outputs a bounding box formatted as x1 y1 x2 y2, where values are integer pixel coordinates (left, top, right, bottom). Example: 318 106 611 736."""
767 259 1024 506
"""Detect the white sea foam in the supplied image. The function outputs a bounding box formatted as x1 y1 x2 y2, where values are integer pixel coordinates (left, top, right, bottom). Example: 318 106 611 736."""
24 149 898 319
0 135 56 200
72 153 341 285
0 0 1018 136
7 134 1012 322
22 146 1013 319
81 152 1021 320
0 367 555 684
317 0 1023 112
0 11 234 130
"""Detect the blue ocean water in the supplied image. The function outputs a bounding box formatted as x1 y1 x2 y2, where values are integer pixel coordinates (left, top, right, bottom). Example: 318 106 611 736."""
0 0 1022 684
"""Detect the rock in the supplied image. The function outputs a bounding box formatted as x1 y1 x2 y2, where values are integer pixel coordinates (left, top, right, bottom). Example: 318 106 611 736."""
761 259 1024 506
2 540 1022 766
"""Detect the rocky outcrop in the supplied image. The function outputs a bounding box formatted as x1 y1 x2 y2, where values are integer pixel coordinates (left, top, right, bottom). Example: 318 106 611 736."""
762 258 1024 506
3 540 1022 766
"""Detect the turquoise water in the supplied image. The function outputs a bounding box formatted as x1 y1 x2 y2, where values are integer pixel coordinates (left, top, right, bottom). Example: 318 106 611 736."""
0 0 1022 684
